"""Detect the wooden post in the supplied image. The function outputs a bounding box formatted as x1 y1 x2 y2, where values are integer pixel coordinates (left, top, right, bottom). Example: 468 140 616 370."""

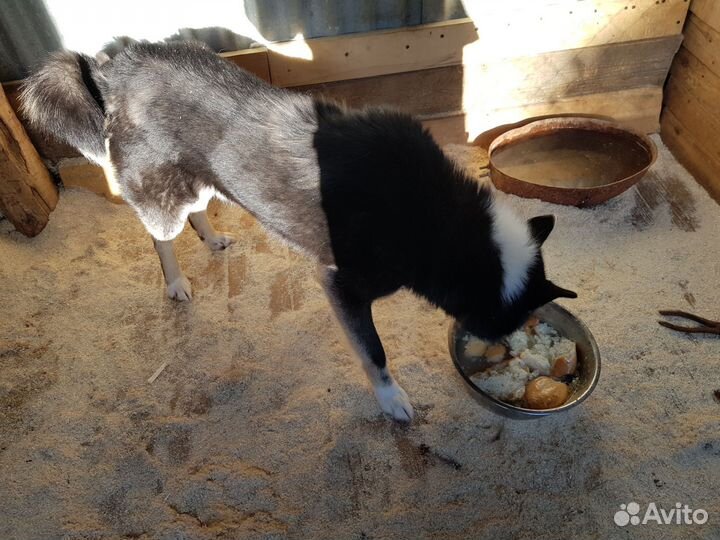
0 84 58 237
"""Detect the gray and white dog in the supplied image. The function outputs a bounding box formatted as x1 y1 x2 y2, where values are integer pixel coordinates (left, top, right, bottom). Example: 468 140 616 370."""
21 41 576 422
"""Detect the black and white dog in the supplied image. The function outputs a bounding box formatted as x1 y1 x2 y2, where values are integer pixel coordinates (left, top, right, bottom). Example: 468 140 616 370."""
21 42 576 422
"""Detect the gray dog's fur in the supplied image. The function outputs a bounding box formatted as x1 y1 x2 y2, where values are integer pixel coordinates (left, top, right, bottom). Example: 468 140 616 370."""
23 43 334 262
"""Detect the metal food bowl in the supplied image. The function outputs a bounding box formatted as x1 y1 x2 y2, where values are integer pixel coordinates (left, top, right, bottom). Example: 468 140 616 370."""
448 303 601 419
488 117 657 207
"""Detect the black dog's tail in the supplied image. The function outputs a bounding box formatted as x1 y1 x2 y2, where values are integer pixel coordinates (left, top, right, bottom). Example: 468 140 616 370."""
20 52 107 164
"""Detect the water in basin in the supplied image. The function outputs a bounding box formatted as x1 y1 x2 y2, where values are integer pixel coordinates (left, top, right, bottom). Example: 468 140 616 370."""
492 129 651 189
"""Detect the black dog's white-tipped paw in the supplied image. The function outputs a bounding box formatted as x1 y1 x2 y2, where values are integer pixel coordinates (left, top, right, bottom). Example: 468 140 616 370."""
167 276 192 301
375 383 414 423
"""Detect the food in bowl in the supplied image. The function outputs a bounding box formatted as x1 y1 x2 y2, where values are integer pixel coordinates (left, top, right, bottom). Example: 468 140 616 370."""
524 376 570 409
462 319 578 409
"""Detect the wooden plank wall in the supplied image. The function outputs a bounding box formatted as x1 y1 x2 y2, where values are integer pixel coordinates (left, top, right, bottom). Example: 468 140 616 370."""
281 0 687 143
264 0 687 143
1 0 689 202
661 0 720 202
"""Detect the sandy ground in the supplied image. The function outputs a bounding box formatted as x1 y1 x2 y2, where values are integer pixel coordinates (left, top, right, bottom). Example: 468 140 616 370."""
1 137 719 540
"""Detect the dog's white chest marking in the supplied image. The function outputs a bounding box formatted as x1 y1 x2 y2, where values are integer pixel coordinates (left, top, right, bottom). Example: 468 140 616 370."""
490 199 537 304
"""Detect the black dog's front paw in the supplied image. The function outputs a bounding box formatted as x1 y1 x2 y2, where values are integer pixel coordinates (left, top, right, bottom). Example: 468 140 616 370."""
375 383 414 423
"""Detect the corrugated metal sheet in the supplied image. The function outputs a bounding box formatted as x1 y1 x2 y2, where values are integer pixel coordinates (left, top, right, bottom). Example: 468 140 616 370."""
0 0 62 81
0 0 467 82
421 0 466 24
243 0 467 41
244 0 423 41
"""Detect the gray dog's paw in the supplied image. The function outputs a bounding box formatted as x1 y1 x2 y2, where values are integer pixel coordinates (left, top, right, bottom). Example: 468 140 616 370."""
205 232 236 251
167 276 192 301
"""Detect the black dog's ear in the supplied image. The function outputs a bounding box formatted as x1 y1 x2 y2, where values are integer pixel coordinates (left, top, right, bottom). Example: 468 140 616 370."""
542 280 578 302
528 215 555 245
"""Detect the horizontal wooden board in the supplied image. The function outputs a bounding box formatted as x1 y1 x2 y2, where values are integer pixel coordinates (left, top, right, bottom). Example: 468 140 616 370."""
682 13 720 78
423 87 663 145
462 0 688 65
690 0 720 33
270 19 475 87
420 113 468 146
664 47 720 162
462 35 681 114
295 65 463 115
464 86 663 141
220 48 272 82
270 0 689 86
297 36 679 118
661 108 720 202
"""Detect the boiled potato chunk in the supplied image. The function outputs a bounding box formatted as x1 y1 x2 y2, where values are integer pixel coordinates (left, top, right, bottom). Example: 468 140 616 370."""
551 352 577 377
524 376 570 409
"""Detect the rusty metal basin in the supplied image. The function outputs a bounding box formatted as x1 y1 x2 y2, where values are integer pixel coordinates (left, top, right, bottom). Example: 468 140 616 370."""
488 117 657 207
